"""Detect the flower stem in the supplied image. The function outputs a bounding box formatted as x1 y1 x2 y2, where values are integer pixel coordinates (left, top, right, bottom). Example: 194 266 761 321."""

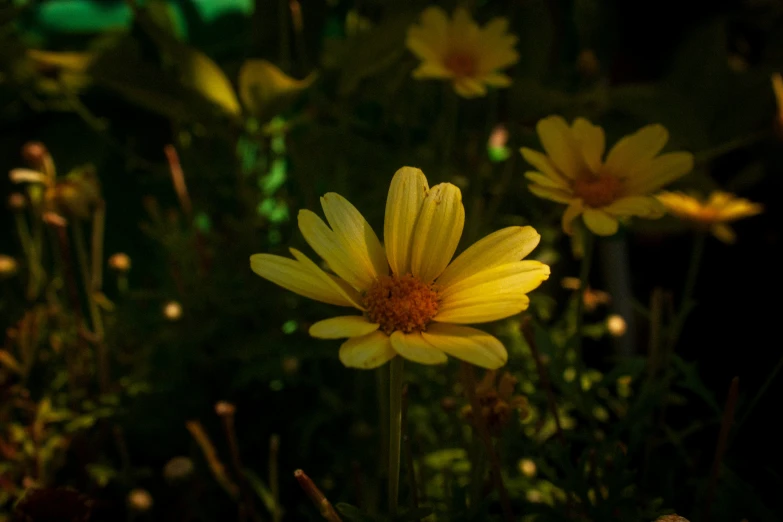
574 230 595 385
460 362 514 522
388 356 404 518
669 231 706 349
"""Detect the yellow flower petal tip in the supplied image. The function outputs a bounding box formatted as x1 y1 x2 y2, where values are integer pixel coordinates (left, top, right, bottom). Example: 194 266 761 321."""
521 116 695 236
406 7 518 98
250 167 549 369
656 191 762 244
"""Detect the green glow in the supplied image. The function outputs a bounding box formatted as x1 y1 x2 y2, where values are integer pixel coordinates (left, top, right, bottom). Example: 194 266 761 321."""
282 320 297 334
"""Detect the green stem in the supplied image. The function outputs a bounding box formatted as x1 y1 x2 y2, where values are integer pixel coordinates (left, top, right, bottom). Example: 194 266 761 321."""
73 223 103 338
388 356 404 518
574 230 595 370
669 231 706 349
735 351 783 433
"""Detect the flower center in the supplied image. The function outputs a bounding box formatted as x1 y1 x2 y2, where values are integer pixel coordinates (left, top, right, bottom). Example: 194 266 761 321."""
444 52 478 78
572 174 624 208
363 274 439 335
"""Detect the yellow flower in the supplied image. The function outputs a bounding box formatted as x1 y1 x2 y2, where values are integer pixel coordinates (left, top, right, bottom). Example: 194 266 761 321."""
406 7 518 98
656 191 763 244
772 73 783 130
250 167 549 369
521 116 694 236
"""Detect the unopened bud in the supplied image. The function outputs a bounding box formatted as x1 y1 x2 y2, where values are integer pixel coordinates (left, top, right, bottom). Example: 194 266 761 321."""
127 488 153 512
282 356 299 375
576 49 600 78
8 193 25 210
108 253 131 272
163 301 182 321
22 142 48 166
606 314 627 337
215 401 235 416
163 456 194 482
440 396 457 413
0 255 17 276
518 458 537 477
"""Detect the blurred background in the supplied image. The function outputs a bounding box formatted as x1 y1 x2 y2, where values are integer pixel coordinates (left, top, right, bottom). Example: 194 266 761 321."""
1 0 782 521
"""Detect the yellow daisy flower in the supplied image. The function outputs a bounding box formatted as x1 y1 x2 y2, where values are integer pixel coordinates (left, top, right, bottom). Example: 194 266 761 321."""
250 167 549 370
521 116 695 236
656 191 763 244
405 7 518 98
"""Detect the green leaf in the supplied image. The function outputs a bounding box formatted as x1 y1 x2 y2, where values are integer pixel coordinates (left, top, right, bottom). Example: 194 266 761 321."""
670 354 721 415
335 503 376 522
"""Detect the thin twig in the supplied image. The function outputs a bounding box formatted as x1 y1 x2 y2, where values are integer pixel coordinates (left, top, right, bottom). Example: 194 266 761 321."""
522 319 566 445
294 469 342 522
269 435 281 522
217 404 261 522
460 362 514 522
164 145 193 219
703 377 739 522
401 385 419 516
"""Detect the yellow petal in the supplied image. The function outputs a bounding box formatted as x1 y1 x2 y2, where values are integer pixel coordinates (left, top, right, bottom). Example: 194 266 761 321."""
406 7 449 62
436 226 541 289
412 62 452 79
718 200 763 221
603 196 665 218
524 171 568 190
624 152 694 195
480 73 513 87
384 167 430 276
422 323 507 369
298 209 372 290
772 73 783 120
289 248 364 309
454 78 488 98
604 124 669 177
562 200 584 235
582 208 619 236
321 192 388 281
339 332 397 369
410 183 464 283
238 59 316 121
390 331 447 365
711 223 736 244
436 261 548 323
249 253 356 307
309 316 379 339
535 116 586 179
571 118 605 173
520 148 570 186
181 49 242 117
529 184 573 203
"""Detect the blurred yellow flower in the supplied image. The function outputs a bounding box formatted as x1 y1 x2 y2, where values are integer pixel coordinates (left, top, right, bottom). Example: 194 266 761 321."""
250 167 549 369
521 116 694 236
772 73 783 129
656 191 762 244
406 7 518 98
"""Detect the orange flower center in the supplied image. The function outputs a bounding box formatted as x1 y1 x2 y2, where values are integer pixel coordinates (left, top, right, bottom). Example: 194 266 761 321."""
573 175 623 208
363 274 439 335
444 52 478 78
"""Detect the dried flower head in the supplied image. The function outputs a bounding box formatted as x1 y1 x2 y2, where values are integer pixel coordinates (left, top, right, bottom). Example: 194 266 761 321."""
461 370 528 435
